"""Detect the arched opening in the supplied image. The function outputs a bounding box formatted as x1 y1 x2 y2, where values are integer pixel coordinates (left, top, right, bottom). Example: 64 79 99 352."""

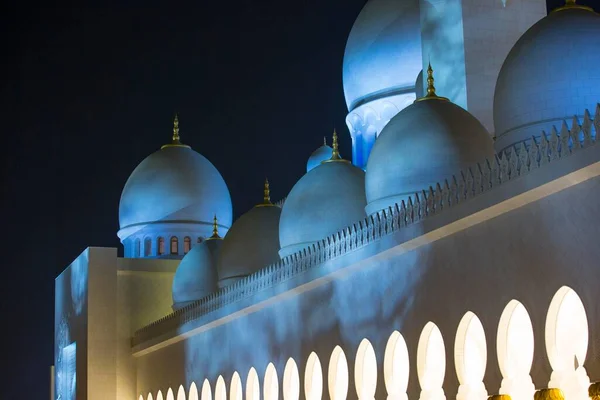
455 312 487 400
144 237 152 256
178 384 187 400
135 238 141 257
546 286 590 400
189 382 199 400
167 388 175 400
201 379 212 400
230 372 243 400
384 331 409 400
158 237 165 255
305 352 323 400
284 358 300 400
216 376 227 400
246 367 260 400
157 391 164 400
328 345 349 400
497 300 535 400
184 236 192 254
148 393 154 400
140 395 145 400
264 362 279 400
171 236 179 254
355 338 377 400
417 322 446 400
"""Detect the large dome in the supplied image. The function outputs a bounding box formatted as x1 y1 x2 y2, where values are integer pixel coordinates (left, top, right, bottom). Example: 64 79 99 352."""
279 136 366 258
171 227 222 309
306 139 333 172
343 0 422 111
118 126 233 241
366 70 495 215
217 181 281 288
493 5 600 151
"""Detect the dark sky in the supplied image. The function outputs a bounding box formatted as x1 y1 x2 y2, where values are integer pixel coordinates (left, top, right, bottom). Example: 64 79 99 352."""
0 0 597 398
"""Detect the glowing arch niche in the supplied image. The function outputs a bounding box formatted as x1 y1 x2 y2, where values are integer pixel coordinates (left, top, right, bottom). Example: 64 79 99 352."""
264 363 279 400
546 286 590 400
305 352 323 400
284 358 300 400
417 322 446 400
216 376 227 400
230 372 243 400
201 379 212 400
355 339 377 400
189 382 199 400
384 331 409 400
497 300 535 400
157 390 164 400
246 367 260 400
454 312 487 400
329 346 349 400
167 388 175 400
178 384 187 400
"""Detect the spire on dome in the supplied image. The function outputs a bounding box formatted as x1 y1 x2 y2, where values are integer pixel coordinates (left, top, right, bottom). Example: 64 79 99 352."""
206 214 222 240
553 0 594 12
256 178 274 207
323 136 327 146
322 129 350 164
161 113 191 149
415 63 449 103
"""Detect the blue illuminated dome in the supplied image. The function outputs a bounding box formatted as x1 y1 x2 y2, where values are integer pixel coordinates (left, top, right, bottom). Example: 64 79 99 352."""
366 66 495 216
279 132 366 258
306 138 333 172
343 0 421 111
117 116 233 256
493 4 600 151
172 217 222 310
217 180 282 288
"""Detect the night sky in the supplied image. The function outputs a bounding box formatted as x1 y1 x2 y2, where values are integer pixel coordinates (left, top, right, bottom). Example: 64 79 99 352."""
1 0 597 397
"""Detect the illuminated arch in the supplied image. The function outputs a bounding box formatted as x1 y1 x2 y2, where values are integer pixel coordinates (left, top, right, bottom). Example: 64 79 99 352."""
497 300 535 400
384 331 409 400
546 286 590 400
328 346 349 400
189 382 199 400
135 238 141 257
284 358 300 400
184 236 192 253
157 390 164 400
355 339 377 400
177 385 187 400
167 388 175 400
305 352 323 400
144 237 152 256
264 363 279 400
455 312 487 400
148 393 154 400
201 379 212 400
158 237 165 255
230 372 243 400
246 367 260 400
417 322 446 400
216 376 227 400
140 395 145 400
170 236 179 254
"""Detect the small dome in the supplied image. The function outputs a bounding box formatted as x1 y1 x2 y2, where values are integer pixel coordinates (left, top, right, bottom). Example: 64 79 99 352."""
118 116 233 240
280 132 366 258
217 180 282 288
366 66 495 215
172 218 223 309
306 138 333 172
343 0 422 111
493 4 600 151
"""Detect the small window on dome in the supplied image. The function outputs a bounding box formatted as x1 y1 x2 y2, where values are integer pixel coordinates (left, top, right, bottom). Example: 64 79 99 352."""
144 238 152 257
158 237 165 255
170 236 178 254
184 237 191 254
134 238 141 257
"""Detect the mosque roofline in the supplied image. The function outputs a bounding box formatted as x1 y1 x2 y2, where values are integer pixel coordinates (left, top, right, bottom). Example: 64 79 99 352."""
131 104 600 352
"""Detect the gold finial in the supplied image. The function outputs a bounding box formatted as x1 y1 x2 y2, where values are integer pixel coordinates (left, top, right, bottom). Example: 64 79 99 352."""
322 129 350 164
161 113 191 149
256 178 274 207
415 63 449 103
553 0 593 12
206 214 221 240
488 395 511 400
534 389 565 400
590 382 600 400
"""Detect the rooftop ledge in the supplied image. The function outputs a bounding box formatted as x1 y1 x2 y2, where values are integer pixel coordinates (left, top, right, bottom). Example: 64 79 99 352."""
131 105 600 356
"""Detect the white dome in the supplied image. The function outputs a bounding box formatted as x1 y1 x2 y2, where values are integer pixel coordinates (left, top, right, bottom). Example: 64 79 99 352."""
306 141 333 172
118 141 233 241
343 0 422 111
366 83 495 215
493 6 600 151
172 237 221 309
279 147 366 258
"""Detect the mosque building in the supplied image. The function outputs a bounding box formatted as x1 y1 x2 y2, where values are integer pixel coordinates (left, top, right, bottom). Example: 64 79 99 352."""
53 1 600 400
